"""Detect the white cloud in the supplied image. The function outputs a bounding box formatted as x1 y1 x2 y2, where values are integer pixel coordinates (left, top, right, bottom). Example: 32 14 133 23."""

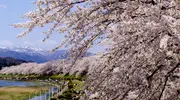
45 40 58 45
0 39 58 49
0 5 7 9
23 41 34 46
0 40 13 47
22 40 58 49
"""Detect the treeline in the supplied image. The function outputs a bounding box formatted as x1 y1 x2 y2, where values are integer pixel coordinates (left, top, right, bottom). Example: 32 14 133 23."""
0 56 100 76
0 57 28 70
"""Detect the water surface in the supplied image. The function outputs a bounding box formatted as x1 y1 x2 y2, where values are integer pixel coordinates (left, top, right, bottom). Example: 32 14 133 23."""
0 80 37 87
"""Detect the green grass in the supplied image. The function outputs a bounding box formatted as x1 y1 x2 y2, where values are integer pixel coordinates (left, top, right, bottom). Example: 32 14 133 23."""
0 74 87 81
57 80 84 100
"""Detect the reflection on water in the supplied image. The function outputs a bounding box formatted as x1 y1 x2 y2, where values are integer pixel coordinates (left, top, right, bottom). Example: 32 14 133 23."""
0 80 38 87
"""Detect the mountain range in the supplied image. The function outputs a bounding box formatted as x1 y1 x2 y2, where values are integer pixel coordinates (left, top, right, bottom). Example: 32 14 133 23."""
0 47 92 63
0 47 68 63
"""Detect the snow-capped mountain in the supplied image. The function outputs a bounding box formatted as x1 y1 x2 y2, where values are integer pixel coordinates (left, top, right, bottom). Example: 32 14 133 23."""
0 47 93 63
0 47 45 55
0 47 68 63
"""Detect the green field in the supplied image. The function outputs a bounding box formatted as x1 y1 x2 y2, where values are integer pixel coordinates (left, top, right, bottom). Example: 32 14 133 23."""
0 86 48 100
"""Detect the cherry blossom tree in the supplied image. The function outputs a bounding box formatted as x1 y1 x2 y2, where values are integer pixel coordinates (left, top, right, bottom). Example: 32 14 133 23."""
14 0 180 100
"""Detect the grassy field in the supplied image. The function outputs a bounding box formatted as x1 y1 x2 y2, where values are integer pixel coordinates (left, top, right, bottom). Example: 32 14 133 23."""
0 86 48 100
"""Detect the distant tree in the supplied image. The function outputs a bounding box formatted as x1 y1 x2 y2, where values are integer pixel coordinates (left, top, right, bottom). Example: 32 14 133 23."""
0 57 27 70
14 0 180 100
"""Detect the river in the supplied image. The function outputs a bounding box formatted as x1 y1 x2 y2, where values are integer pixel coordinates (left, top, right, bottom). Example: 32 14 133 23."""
0 80 39 87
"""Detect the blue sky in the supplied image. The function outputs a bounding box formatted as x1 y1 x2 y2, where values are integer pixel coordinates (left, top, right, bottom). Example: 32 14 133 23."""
0 1 105 53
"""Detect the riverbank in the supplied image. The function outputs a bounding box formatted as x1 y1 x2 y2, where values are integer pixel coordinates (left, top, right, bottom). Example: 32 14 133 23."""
0 86 48 100
0 74 87 100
